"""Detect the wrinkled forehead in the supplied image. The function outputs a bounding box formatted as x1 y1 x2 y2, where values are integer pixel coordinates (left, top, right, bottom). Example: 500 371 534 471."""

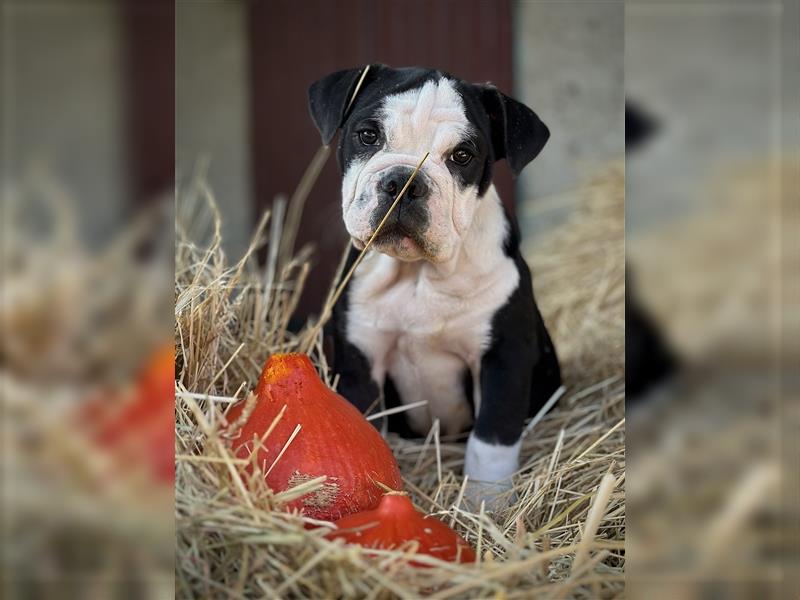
378 78 474 156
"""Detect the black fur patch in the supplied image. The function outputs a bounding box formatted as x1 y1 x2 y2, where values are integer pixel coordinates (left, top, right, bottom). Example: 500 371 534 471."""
325 247 381 415
474 227 561 445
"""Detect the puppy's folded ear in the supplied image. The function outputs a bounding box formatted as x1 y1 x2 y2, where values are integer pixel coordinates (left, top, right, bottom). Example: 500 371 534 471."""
308 66 369 145
479 85 550 176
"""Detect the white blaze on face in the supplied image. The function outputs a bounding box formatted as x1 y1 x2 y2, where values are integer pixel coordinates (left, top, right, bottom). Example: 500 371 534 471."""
381 78 470 157
341 78 481 263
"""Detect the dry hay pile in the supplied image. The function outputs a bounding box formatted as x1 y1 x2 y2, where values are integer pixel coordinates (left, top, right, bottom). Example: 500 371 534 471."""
522 162 625 384
1 176 174 597
175 163 625 599
629 158 795 366
624 158 795 594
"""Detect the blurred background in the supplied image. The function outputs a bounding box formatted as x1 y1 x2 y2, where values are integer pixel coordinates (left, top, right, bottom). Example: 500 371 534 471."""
176 0 624 315
2 1 175 598
625 1 798 598
3 0 174 241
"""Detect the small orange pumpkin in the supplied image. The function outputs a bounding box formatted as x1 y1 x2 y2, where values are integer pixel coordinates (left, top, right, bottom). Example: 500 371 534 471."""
327 492 476 564
226 353 403 521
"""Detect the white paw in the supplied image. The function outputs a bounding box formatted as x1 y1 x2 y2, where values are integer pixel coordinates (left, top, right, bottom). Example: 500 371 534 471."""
463 433 521 512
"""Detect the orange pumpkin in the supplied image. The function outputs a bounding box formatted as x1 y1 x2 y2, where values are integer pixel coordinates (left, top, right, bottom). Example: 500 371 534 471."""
327 492 476 564
226 353 403 521
81 342 175 484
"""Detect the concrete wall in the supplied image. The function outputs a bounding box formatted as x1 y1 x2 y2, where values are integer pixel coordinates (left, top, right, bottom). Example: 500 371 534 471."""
3 1 129 245
626 2 783 234
513 1 625 206
176 0 253 260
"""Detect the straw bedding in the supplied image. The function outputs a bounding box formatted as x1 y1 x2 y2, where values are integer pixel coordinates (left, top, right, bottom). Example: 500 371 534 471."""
625 158 795 593
175 162 625 599
1 180 175 597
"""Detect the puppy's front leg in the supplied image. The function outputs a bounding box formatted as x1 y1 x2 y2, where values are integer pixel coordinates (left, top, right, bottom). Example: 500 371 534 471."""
334 343 381 415
326 308 382 417
464 337 533 511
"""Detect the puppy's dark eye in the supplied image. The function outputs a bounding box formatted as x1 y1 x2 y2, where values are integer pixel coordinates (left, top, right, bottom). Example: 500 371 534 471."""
358 129 379 146
450 148 473 166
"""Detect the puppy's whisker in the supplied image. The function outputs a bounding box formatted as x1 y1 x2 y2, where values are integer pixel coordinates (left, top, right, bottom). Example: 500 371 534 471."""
303 151 431 352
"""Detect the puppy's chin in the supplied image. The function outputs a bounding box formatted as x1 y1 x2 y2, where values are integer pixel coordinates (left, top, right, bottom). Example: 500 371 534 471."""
375 237 426 262
353 229 429 262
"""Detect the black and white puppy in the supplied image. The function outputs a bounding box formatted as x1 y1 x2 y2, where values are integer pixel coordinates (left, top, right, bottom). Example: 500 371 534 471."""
309 65 561 502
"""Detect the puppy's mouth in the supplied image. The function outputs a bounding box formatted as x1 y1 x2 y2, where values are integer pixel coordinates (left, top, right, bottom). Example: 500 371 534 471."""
354 224 431 259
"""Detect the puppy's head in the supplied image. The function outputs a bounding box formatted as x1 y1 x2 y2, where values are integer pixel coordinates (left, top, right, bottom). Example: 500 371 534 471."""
309 65 549 262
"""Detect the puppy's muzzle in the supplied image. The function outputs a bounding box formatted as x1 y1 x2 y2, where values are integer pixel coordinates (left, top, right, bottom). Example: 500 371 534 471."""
369 166 433 240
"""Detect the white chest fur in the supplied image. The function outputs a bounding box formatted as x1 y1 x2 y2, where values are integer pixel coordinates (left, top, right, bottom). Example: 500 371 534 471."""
345 188 519 435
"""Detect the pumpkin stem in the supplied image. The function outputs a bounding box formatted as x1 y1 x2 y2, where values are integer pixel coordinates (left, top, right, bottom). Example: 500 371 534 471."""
377 492 417 517
261 353 313 382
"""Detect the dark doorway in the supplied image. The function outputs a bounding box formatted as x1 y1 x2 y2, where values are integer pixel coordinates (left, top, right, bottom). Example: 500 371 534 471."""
122 0 175 205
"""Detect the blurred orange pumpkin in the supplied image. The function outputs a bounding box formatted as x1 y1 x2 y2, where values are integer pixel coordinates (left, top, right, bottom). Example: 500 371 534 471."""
81 342 174 484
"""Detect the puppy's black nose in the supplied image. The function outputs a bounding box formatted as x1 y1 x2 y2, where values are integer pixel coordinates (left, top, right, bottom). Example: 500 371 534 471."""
379 167 429 200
